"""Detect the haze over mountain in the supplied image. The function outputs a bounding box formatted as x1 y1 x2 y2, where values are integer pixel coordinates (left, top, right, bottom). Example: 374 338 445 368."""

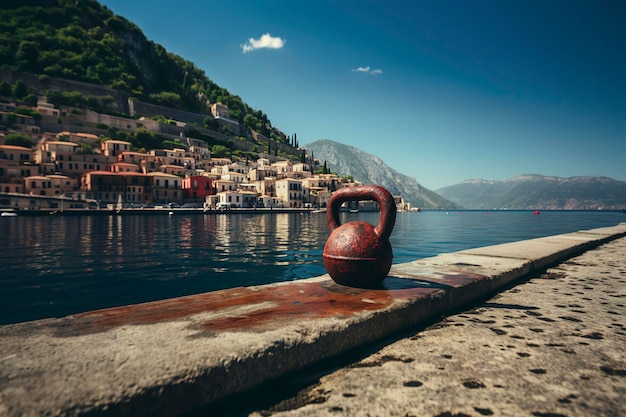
437 175 626 210
303 139 460 210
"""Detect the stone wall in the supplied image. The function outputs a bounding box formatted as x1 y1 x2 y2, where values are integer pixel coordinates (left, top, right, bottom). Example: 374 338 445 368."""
129 99 207 125
0 70 130 114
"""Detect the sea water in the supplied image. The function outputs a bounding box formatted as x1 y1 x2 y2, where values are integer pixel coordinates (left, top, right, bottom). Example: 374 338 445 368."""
1 210 624 324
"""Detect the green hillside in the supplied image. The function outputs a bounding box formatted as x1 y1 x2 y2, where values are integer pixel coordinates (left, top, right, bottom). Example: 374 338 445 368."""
0 0 283 143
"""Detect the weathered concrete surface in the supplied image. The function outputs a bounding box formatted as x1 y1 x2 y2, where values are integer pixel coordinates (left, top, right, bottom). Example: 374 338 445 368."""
1 223 625 417
250 234 626 417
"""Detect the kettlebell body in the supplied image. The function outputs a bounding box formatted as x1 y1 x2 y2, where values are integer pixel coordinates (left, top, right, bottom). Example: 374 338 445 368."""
323 185 396 287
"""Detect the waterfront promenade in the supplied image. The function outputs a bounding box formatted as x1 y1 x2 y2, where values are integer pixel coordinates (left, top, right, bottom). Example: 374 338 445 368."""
1 223 625 417
246 232 626 417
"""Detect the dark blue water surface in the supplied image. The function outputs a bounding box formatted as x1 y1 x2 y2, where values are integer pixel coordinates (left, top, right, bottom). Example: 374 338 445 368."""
2 210 624 324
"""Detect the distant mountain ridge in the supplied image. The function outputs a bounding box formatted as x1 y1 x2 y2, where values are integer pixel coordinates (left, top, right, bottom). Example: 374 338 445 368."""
436 174 626 210
303 139 460 209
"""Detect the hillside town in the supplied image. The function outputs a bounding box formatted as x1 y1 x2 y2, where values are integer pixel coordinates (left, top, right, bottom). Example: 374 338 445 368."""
1 98 408 213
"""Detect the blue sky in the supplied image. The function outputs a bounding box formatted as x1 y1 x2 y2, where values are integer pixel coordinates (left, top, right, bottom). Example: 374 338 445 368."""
99 0 625 190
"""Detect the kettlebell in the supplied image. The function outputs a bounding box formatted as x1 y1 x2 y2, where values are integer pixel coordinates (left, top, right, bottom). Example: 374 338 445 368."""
323 185 397 287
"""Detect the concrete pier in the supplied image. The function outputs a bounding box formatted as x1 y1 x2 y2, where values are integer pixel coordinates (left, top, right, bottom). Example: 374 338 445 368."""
248 231 626 417
1 223 625 417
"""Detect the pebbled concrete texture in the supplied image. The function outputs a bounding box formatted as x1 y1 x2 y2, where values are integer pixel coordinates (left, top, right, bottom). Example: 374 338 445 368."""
250 233 626 417
0 223 625 417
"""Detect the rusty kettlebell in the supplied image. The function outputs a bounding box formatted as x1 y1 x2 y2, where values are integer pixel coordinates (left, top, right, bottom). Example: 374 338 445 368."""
323 185 397 287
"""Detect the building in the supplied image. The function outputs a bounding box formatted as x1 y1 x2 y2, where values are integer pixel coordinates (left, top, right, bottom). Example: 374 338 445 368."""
0 111 40 134
56 131 99 148
0 144 35 194
146 172 182 205
34 140 79 164
82 171 152 206
215 189 258 208
110 161 140 173
276 178 307 208
24 174 77 196
209 102 240 135
101 139 131 157
182 175 213 202
36 100 60 118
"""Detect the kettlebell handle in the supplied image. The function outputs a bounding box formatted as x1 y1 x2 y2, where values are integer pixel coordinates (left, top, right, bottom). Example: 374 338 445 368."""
326 185 397 240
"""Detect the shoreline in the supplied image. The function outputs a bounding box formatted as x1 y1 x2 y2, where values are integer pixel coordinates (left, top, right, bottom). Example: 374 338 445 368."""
3 208 625 217
1 207 321 216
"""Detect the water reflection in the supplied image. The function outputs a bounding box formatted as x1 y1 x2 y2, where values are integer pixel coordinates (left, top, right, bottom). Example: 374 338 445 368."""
2 210 624 324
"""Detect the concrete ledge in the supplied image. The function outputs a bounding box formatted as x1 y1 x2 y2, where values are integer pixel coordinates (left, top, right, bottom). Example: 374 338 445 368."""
1 222 625 417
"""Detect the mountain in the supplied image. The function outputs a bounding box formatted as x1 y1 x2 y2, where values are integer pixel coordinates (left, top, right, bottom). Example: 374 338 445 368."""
436 174 626 210
303 139 460 209
0 0 284 143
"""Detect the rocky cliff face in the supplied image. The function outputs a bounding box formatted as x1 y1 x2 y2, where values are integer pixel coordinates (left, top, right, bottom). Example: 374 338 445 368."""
436 174 626 210
303 139 460 209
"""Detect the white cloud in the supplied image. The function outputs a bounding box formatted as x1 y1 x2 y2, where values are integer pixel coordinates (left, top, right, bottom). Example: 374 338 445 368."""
241 33 285 53
352 66 383 75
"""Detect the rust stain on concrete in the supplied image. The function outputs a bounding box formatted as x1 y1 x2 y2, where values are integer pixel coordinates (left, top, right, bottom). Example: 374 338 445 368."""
57 272 484 336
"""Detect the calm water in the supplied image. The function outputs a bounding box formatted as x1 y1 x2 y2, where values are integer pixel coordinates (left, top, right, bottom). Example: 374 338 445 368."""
2 210 624 324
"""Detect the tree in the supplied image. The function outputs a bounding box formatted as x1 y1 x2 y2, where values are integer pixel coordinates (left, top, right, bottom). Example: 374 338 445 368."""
14 107 42 121
22 94 38 106
133 128 163 150
15 41 40 72
148 91 182 108
211 144 229 157
0 81 11 97
203 117 218 130
86 96 101 112
5 134 33 148
12 80 28 99
100 96 117 112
